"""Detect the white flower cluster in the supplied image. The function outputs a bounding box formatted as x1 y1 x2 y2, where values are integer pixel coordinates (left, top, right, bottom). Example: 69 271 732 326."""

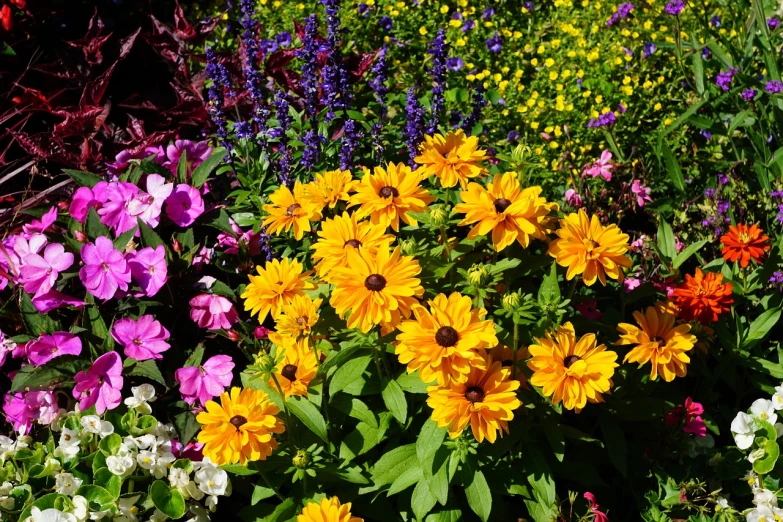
745 487 783 522
730 395 783 452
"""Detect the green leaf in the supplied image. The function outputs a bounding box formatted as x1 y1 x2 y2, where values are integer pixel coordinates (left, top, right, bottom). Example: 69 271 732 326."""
185 345 205 367
11 363 74 392
137 218 165 249
658 141 685 193
93 468 122 499
537 262 561 305
753 440 780 474
149 480 186 519
113 226 138 251
286 395 328 442
381 379 407 425
64 169 102 188
84 294 113 352
371 444 417 486
138 155 172 176
387 464 422 495
412 479 438 520
192 148 226 188
743 308 782 348
207 208 236 235
417 420 447 463
672 239 709 269
329 354 372 395
264 498 297 522
85 207 110 239
20 292 59 335
173 409 200 445
525 448 555 506
98 433 121 455
220 464 259 476
129 360 166 386
177 150 189 184
601 420 628 476
74 485 115 511
331 396 378 428
657 219 677 261
251 485 276 504
464 468 492 522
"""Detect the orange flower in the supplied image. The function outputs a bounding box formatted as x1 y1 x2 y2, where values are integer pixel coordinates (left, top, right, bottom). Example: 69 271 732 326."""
671 268 733 324
720 224 770 268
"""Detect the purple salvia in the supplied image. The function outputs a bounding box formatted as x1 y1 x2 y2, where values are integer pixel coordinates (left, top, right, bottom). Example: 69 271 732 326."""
339 119 362 170
301 130 326 172
297 15 321 122
461 83 487 135
238 0 270 149
273 91 293 187
404 87 426 165
427 29 448 135
320 0 351 120
369 44 389 156
205 47 235 160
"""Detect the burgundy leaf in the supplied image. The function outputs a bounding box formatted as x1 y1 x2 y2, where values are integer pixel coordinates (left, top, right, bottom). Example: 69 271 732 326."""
80 62 116 107
118 27 142 59
173 1 196 41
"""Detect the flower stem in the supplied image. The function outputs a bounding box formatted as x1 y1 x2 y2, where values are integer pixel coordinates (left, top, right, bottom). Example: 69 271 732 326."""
259 468 285 502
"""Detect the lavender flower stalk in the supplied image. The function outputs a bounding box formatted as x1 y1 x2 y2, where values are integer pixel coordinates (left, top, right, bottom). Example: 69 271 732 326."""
404 87 426 165
369 44 389 156
461 84 487 135
301 130 326 172
273 91 293 187
339 119 362 170
427 29 447 135
205 47 235 160
297 15 321 122
238 0 270 150
321 0 351 120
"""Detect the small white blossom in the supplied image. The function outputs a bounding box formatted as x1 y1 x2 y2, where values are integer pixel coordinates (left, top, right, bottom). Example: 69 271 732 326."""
183 481 204 501
114 495 140 522
169 468 189 489
54 428 81 459
80 416 114 438
195 276 217 290
71 496 88 522
747 505 783 522
748 447 766 464
125 434 156 450
0 481 15 510
55 473 83 496
106 451 136 477
88 508 112 521
754 488 779 508
714 497 729 511
25 507 78 522
148 509 169 522
123 385 156 415
751 399 779 425
44 457 62 475
205 495 219 512
773 385 783 411
194 466 228 497
730 412 756 450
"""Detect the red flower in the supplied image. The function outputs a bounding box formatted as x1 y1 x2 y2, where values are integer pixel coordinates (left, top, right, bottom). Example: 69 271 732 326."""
671 269 733 324
584 492 609 522
1 5 12 32
666 397 707 437
720 223 770 268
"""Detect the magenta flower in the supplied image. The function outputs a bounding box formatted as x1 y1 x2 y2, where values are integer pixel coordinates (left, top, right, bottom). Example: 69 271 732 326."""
31 290 84 313
575 300 603 320
165 185 205 227
97 181 141 236
127 246 167 297
623 277 641 293
584 493 609 522
175 355 234 406
11 234 47 274
163 140 213 173
20 243 74 298
189 294 239 330
171 440 205 461
666 397 707 437
583 150 614 181
22 206 58 237
125 175 174 229
565 188 583 208
27 332 82 366
73 351 124 414
107 146 165 176
69 182 109 223
3 391 58 434
112 315 171 361
631 179 653 208
79 236 132 300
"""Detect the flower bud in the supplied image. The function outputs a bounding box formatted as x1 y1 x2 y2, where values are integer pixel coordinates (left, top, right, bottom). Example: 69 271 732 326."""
253 353 273 372
172 238 182 253
293 449 310 469
73 230 88 243
57 201 69 210
226 330 240 342
502 292 522 312
254 326 270 340
467 264 490 287
399 237 418 256
429 206 449 227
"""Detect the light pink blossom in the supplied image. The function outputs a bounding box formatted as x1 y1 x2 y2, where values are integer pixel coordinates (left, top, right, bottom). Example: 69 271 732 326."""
166 185 205 227
20 243 74 298
631 179 653 208
31 290 84 313
3 391 58 434
97 181 140 236
27 332 82 366
127 246 167 297
112 315 171 361
189 294 239 330
22 206 58 237
175 355 234 406
565 188 583 208
73 351 124 414
79 236 132 300
623 277 641 293
583 150 614 181
69 182 109 223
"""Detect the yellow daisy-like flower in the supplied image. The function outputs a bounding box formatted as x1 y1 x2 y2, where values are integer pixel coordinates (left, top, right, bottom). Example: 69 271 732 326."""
454 172 559 252
275 294 322 339
617 305 697 382
310 212 394 282
349 162 435 232
426 355 521 443
196 387 285 465
297 497 363 522
527 322 618 411
330 241 424 333
395 292 497 385
241 257 316 323
547 209 632 286
268 332 318 398
414 130 488 189
305 169 358 209
262 181 322 240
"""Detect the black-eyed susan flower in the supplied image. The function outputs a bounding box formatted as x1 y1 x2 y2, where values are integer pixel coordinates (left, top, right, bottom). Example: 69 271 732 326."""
297 497 363 522
262 181 322 240
305 169 358 210
395 292 497 385
547 209 632 286
454 172 558 252
349 162 434 232
275 294 321 339
268 332 318 398
330 241 424 333
617 305 696 382
426 355 521 443
414 130 488 188
196 387 285 465
310 212 394 282
527 322 618 411
241 257 315 323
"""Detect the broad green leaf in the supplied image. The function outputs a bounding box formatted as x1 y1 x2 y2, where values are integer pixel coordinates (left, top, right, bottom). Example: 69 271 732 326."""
286 395 328 442
113 226 138 251
658 141 685 193
525 448 555 506
173 409 200 445
137 218 165 249
743 308 782 348
20 292 59 335
85 208 110 239
412 479 438 520
177 150 189 184
92 469 121 499
387 464 422 495
381 379 407 424
672 239 709 269
129 360 166 386
657 219 677 261
74 485 114 511
464 468 491 522
601 420 628 476
537 262 560 306
149 480 186 519
753 440 780 475
192 148 226 188
371 444 417 486
64 169 102 188
417 420 447 463
220 464 258 476
329 354 372 395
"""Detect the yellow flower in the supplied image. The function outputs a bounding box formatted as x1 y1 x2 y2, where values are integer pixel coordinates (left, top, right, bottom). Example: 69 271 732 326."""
196 387 285 465
306 169 358 210
548 209 632 286
241 257 316 323
395 292 497 385
427 355 521 443
527 322 618 411
297 497 363 522
275 294 321 339
262 182 322 240
349 162 434 232
617 306 696 381
330 241 424 333
268 332 318 398
454 172 558 252
414 130 488 189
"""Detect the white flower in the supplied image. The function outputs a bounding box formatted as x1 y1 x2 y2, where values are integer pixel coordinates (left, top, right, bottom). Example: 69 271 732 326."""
748 505 783 522
714 496 729 511
169 468 189 489
151 423 176 440
195 276 217 290
54 428 81 459
80 416 114 438
205 495 218 512
749 447 766 464
55 473 83 496
123 385 156 415
185 504 210 522
752 399 779 425
773 385 783 410
88 508 111 521
25 507 78 522
125 434 156 450
183 481 204 501
148 509 169 522
114 495 140 522
0 481 14 510
754 488 779 508
136 450 158 470
106 454 136 477
194 467 228 497
44 457 62 475
730 412 756 450
71 496 88 522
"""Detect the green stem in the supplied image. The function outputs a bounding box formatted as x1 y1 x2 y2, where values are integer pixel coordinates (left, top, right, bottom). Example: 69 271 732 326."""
259 468 285 502
566 278 578 301
512 322 519 380
270 373 295 444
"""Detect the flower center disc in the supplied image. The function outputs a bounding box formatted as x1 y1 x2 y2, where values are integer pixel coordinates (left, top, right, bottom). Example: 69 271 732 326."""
285 203 301 217
365 274 387 291
563 355 582 368
281 364 298 382
344 239 363 248
465 386 485 403
493 198 512 213
379 186 399 199
435 326 459 347
230 415 248 428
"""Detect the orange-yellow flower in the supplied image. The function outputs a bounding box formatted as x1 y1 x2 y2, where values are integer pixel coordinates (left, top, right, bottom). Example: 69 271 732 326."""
671 268 733 324
414 130 488 188
263 182 322 240
241 257 316 323
305 169 358 210
297 497 363 522
268 332 318 398
720 223 770 268
548 209 632 286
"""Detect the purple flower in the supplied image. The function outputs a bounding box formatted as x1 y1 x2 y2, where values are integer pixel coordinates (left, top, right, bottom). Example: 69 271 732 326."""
79 237 132 300
643 42 656 58
631 180 653 207
770 271 783 287
507 130 520 141
165 185 205 227
718 173 730 185
461 83 487 134
31 290 84 314
482 7 495 19
741 88 757 101
607 2 634 26
127 245 167 297
163 140 213 173
339 119 362 170
277 31 292 46
260 39 278 53
301 130 326 171
427 29 448 134
404 87 426 164
700 130 712 140
769 18 780 29
205 47 235 158
766 80 783 94
273 91 293 187
565 188 583 207
715 68 737 91
20 243 73 298
73 351 124 414
461 19 475 31
233 121 254 140
664 0 685 15
112 315 171 361
486 32 502 53
22 206 58 237
710 15 721 27
587 111 617 129
358 3 368 15
3 391 58 434
379 15 392 31
522 1 535 11
297 15 321 121
446 57 464 71
27 332 82 366
175 354 234 406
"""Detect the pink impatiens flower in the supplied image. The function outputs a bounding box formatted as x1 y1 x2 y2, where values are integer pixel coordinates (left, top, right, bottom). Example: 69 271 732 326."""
666 397 707 437
26 332 82 366
575 300 603 320
69 182 109 223
20 243 74 298
127 246 168 297
163 140 213 173
79 236 132 300
631 179 653 208
125 175 174 229
565 188 583 208
583 150 614 181
22 206 58 237
31 290 84 314
98 181 140 236
584 492 609 522
73 351 124 414
112 315 171 361
3 391 58 434
175 354 234 406
189 294 239 330
165 185 205 227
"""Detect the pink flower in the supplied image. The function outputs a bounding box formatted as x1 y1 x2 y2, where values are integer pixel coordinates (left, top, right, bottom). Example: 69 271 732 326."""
73 351 124 414
171 440 204 461
630 235 647 251
69 182 109 223
26 332 82 366
3 391 58 434
175 355 234 406
31 290 84 313
666 397 707 437
565 188 583 208
107 146 165 176
583 150 614 181
192 247 213 270
584 492 609 522
127 246 167 297
631 179 653 208
79 236 132 300
20 243 74 298
166 185 205 227
254 326 270 340
0 330 16 368
189 294 239 330
216 218 268 256
97 181 140 236
22 206 58 237
576 300 603 320
164 140 213 173
112 315 171 361
623 277 641 293
125 175 174 229
11 234 47 278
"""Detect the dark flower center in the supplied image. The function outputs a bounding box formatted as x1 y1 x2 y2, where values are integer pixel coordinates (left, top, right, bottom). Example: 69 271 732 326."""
365 274 386 291
501 359 513 367
281 364 298 382
379 186 399 199
435 326 459 347
230 415 248 428
465 386 485 403
590 240 600 249
493 198 512 213
563 355 582 368
344 239 362 248
285 203 301 217
651 336 666 347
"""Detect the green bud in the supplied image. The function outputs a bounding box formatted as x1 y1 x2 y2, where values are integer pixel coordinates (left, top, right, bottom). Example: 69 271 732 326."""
511 144 531 164
467 264 491 287
399 237 418 256
429 206 449 227
252 353 274 373
293 449 310 469
502 292 522 312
